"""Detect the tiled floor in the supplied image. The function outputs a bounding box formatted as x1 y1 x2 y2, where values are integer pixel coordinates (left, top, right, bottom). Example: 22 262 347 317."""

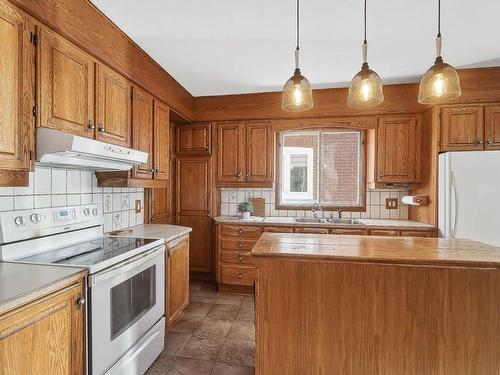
146 281 255 375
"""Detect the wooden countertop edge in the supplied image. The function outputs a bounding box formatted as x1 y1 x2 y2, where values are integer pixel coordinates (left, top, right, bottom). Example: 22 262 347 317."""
214 219 436 231
0 269 88 316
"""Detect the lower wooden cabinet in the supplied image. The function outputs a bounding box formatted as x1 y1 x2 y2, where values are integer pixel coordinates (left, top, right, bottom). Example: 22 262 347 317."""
166 235 189 328
0 283 84 374
178 216 212 273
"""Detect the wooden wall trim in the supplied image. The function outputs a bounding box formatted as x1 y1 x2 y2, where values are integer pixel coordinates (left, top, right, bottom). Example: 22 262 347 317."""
8 0 194 119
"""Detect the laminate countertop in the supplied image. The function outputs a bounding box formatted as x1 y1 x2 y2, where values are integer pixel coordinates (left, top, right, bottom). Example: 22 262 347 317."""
111 224 192 245
214 216 435 231
0 262 87 315
251 233 500 268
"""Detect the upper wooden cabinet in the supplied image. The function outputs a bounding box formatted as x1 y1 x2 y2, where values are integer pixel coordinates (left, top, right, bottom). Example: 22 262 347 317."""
95 63 132 147
0 2 34 176
441 106 484 151
153 101 170 180
38 28 95 138
216 120 274 187
176 122 211 154
176 157 212 217
132 86 154 179
485 105 500 150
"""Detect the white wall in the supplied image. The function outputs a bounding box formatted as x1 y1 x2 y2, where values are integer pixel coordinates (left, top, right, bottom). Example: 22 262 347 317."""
0 167 144 233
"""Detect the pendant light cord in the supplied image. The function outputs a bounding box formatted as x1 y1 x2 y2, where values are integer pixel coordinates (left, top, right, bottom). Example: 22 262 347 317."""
437 0 441 37
296 0 300 50
363 0 367 44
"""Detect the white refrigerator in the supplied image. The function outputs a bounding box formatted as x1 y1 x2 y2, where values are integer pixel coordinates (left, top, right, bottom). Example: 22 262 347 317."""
439 151 500 247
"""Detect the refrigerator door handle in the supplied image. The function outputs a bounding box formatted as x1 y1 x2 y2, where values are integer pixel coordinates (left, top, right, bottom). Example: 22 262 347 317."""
450 172 459 239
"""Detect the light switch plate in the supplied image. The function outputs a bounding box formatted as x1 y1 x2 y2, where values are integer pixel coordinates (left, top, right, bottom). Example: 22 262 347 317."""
385 198 399 210
135 199 142 213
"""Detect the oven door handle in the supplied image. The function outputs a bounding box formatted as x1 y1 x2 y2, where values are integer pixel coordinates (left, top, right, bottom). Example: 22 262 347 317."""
88 246 165 287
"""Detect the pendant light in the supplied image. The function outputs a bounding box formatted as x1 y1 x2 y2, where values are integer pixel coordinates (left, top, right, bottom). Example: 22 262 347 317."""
347 0 384 108
281 0 313 112
418 0 461 104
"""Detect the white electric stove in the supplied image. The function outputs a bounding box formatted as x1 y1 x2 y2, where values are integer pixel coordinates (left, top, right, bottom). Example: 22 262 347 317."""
0 204 166 375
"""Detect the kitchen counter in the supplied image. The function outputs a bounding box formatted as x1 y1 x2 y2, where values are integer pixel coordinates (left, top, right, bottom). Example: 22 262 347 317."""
252 232 500 268
0 262 87 315
214 216 435 231
113 224 192 247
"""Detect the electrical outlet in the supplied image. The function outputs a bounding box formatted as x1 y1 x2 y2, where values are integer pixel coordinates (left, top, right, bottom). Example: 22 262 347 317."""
135 200 142 213
385 198 399 210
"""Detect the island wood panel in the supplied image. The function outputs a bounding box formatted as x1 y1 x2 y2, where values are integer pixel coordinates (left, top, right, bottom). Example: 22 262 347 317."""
95 63 132 147
132 86 154 179
166 236 189 328
8 0 193 119
38 27 95 137
0 1 34 175
256 257 500 375
440 106 484 151
485 104 500 150
0 283 84 374
153 100 170 180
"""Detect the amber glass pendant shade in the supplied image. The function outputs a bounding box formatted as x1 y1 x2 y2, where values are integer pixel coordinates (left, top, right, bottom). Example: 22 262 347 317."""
418 37 461 104
282 68 314 112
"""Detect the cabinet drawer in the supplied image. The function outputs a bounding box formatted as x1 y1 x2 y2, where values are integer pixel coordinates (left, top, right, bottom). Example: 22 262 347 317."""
220 265 256 286
295 227 329 234
330 228 370 235
220 238 257 252
400 230 436 238
263 226 294 233
221 251 256 266
220 225 262 238
370 229 400 236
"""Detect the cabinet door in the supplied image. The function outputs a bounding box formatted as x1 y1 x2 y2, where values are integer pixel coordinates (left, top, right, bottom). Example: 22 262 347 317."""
0 283 84 374
132 86 154 179
176 122 211 154
167 237 189 327
377 116 417 183
0 3 34 172
246 121 273 182
95 64 131 147
39 28 95 137
150 187 171 224
178 216 212 273
176 157 212 217
153 100 170 180
441 106 484 151
485 105 500 150
217 122 245 183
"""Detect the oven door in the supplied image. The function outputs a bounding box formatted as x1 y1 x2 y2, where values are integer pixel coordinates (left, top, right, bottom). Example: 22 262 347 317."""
89 246 165 375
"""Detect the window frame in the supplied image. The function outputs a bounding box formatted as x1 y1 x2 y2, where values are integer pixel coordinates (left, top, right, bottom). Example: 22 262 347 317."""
275 128 367 211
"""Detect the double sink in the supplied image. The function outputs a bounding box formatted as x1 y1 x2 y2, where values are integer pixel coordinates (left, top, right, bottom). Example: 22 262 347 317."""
294 217 363 225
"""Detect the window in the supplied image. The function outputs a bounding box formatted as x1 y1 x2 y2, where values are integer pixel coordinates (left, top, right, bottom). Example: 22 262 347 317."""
278 130 365 209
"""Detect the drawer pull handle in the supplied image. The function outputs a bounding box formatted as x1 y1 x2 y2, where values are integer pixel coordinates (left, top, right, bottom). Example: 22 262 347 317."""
238 228 242 234
239 242 242 248
238 255 243 261
238 273 242 279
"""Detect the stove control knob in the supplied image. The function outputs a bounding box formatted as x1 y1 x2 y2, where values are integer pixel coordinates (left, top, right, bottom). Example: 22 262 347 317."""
92 208 98 216
83 208 90 216
14 216 27 227
30 213 42 223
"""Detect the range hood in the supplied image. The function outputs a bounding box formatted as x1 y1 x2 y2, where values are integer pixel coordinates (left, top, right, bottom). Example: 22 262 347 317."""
36 128 148 171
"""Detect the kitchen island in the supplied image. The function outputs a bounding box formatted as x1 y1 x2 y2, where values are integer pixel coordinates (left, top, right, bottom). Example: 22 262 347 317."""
252 233 500 375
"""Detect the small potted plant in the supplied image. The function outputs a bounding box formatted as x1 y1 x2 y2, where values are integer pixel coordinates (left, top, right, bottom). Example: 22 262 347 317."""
237 201 253 219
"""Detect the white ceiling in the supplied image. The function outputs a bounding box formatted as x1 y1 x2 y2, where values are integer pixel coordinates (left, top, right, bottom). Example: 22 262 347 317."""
91 0 500 97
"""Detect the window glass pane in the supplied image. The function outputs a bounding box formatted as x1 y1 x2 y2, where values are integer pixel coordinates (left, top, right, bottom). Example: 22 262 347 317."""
290 154 308 192
110 265 156 340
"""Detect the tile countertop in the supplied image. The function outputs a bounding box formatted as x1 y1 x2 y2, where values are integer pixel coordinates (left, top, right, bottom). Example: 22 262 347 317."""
214 216 436 231
111 224 192 244
0 262 87 316
252 233 500 268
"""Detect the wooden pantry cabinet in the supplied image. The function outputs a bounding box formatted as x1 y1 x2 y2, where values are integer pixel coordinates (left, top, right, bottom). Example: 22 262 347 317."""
0 1 35 186
166 235 190 328
216 120 274 187
440 104 500 151
0 282 85 374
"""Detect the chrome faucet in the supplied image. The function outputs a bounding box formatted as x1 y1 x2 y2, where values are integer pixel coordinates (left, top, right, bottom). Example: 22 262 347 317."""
312 203 323 218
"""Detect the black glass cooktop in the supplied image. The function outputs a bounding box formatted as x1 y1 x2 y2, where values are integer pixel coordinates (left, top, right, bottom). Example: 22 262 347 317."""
19 237 157 266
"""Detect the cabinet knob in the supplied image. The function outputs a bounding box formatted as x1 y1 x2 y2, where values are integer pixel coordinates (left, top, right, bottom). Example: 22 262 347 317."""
76 296 86 310
98 124 105 133
237 171 241 178
149 168 155 174
246 172 250 177
207 213 211 218
379 172 384 178
238 228 242 234
238 255 243 261
477 139 484 145
239 241 242 248
238 273 242 280
487 139 493 145
87 121 95 130
205 146 209 151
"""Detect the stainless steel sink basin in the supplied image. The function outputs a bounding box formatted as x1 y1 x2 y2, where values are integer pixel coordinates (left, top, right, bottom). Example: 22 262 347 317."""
326 218 363 225
294 217 326 224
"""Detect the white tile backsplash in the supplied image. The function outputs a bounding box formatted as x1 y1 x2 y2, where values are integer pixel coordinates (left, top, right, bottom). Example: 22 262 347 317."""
219 187 410 220
1 167 144 230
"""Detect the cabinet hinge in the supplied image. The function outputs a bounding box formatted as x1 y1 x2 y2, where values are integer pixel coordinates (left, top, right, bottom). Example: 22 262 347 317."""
29 32 37 46
32 106 37 117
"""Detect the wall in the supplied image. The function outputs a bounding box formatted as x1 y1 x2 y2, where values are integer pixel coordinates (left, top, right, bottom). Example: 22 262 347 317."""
219 187 409 220
0 167 144 233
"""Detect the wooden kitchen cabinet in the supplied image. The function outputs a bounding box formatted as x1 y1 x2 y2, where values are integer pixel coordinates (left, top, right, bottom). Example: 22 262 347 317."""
376 116 419 184
246 121 274 183
0 2 35 185
178 216 212 273
216 121 245 183
441 106 484 151
153 100 170 180
485 104 500 150
0 283 84 374
166 235 189 328
132 86 154 179
38 27 95 138
95 63 132 147
176 122 211 154
149 187 171 224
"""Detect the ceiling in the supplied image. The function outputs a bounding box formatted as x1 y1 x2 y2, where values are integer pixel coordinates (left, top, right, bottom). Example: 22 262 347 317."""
91 0 500 97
